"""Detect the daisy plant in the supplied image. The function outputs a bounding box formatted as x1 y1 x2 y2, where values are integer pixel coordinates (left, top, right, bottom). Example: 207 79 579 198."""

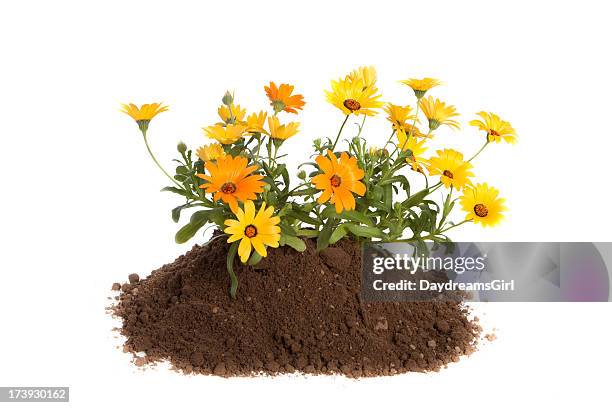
121 67 516 298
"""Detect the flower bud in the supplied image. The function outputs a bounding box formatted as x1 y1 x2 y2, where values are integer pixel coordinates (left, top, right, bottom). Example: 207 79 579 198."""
297 170 307 180
177 141 187 153
222 91 234 106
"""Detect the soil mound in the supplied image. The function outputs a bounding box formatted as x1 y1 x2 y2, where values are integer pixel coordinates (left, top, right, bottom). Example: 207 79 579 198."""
112 236 481 377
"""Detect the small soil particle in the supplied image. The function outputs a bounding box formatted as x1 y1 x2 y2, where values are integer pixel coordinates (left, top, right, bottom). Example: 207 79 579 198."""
111 283 121 291
213 362 227 376
128 273 140 284
112 234 480 377
435 320 451 334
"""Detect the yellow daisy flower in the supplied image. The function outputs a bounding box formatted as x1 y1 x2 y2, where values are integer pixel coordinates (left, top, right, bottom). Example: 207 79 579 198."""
267 116 300 140
196 143 225 162
384 103 416 131
419 96 460 131
397 129 428 172
120 102 168 132
348 65 377 90
427 149 474 190
246 111 268 134
469 111 517 144
460 183 507 227
203 123 247 144
218 104 246 124
399 77 442 99
325 76 383 116
224 200 281 263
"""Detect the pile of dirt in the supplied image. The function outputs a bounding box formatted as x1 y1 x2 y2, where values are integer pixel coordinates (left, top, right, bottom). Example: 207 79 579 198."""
112 235 481 377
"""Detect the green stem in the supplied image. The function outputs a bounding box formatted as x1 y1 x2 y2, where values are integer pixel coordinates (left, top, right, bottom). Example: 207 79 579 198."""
407 182 442 199
255 134 262 162
408 102 420 138
468 140 490 162
331 115 350 151
382 129 397 151
355 115 366 139
226 242 239 299
399 219 471 243
438 219 471 234
142 130 182 188
285 182 311 196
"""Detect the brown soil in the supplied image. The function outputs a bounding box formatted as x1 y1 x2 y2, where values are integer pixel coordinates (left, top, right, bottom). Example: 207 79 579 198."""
112 235 481 377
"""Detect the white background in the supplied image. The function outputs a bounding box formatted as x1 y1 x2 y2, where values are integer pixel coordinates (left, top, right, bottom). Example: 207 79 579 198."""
1 0 611 406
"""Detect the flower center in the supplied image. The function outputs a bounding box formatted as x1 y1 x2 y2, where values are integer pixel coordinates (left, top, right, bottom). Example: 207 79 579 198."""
220 182 237 194
489 129 500 136
442 170 454 179
244 224 258 238
343 98 361 112
330 174 342 187
473 204 489 217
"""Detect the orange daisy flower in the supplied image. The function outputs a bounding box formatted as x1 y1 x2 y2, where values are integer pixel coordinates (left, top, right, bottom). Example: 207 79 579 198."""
196 155 265 212
264 82 305 114
312 150 366 213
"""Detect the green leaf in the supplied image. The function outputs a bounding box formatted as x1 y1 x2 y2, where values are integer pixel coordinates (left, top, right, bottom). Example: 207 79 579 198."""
171 204 189 223
329 224 348 244
175 209 224 244
247 251 262 266
227 242 239 299
287 209 322 226
321 207 375 226
345 223 384 239
279 165 290 193
379 175 410 189
317 219 334 251
290 187 319 196
190 208 225 225
370 185 384 201
297 229 319 238
282 234 307 252
161 186 188 197
402 188 429 208
383 184 393 210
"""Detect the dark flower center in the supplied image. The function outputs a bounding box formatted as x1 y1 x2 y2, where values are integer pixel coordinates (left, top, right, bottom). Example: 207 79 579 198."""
221 182 237 194
244 224 258 238
343 99 361 112
489 129 500 136
474 204 489 217
442 170 454 179
330 174 342 187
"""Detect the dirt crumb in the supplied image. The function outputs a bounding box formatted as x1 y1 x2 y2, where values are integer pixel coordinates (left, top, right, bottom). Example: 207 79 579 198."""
485 333 497 342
